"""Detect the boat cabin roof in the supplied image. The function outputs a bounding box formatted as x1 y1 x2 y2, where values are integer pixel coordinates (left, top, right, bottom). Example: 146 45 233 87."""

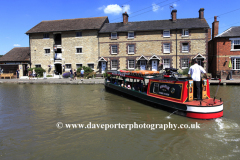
107 70 191 81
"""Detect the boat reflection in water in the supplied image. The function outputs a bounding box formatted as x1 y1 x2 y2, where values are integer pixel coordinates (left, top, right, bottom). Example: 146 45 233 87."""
104 68 223 119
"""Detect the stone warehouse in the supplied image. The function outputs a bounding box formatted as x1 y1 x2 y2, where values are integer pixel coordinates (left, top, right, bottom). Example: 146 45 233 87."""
98 8 211 73
25 8 211 76
26 17 109 75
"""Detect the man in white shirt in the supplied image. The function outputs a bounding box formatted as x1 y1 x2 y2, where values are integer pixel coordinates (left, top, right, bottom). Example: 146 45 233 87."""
188 59 207 100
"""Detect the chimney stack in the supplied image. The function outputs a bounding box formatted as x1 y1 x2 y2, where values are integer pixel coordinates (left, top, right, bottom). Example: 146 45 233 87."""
171 10 177 22
212 16 219 39
123 12 129 25
199 8 204 19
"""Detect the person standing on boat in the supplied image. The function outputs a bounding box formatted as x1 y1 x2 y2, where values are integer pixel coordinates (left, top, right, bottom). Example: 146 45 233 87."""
188 59 207 100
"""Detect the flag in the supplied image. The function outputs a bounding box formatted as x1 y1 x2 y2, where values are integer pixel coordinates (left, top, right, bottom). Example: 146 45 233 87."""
228 60 232 68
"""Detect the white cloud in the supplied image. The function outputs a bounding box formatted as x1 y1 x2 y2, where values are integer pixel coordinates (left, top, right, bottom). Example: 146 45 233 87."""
152 3 160 12
122 5 130 13
98 4 131 15
13 44 21 47
98 5 106 11
173 3 177 7
104 4 122 15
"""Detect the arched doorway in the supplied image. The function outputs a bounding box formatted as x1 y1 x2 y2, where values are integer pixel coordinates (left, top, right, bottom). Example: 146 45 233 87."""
54 64 62 75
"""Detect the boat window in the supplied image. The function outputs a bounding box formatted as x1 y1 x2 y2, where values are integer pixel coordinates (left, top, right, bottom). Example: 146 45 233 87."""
153 83 159 94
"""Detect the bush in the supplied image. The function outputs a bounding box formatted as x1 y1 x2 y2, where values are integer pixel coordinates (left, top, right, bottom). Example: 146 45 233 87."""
62 72 70 78
178 68 190 76
28 67 46 77
77 66 93 78
103 72 111 78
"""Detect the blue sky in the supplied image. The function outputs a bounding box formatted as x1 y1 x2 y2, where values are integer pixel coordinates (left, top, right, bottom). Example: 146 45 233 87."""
0 0 240 55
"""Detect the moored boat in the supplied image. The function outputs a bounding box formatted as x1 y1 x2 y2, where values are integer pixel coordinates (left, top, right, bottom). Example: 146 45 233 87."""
104 68 223 119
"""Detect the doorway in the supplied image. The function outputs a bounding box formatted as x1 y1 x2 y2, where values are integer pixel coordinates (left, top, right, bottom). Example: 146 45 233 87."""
152 60 158 71
101 62 106 73
140 61 146 70
196 59 204 67
55 64 62 75
22 64 28 76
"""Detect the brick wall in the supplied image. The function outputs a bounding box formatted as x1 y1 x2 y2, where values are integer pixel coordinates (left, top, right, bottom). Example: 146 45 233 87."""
209 37 240 78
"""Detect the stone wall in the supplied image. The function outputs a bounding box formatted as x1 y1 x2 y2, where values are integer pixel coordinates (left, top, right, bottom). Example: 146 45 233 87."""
30 30 99 75
99 29 208 71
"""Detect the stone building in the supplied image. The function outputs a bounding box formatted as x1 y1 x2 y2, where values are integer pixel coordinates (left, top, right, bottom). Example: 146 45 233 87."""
26 17 109 75
0 47 30 77
208 16 240 79
98 9 211 73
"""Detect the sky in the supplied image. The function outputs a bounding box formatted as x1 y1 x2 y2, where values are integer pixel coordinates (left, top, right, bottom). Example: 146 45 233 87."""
0 0 240 55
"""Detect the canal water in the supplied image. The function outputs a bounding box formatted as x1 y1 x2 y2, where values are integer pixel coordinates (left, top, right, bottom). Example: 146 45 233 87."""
0 84 239 160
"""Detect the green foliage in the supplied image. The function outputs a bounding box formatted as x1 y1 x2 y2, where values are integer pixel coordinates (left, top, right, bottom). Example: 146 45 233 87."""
77 66 93 78
46 75 52 77
28 67 46 77
178 68 190 76
86 72 96 79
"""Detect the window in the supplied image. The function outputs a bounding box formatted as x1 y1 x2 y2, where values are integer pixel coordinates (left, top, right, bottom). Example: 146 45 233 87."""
111 60 118 70
76 32 82 37
163 59 170 69
128 32 134 39
181 59 189 69
111 45 118 54
45 49 50 54
128 44 135 54
66 64 71 69
231 40 240 50
163 43 170 53
163 30 170 37
111 32 117 39
182 29 189 36
76 48 82 53
43 33 49 39
182 43 189 52
231 58 240 70
88 64 94 70
128 60 135 69
35 65 41 68
76 64 82 69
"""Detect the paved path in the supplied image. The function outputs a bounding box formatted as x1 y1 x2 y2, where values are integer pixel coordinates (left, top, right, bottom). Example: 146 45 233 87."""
0 77 240 85
0 77 105 85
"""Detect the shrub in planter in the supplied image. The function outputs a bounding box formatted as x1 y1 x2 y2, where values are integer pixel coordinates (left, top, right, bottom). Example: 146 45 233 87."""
62 72 70 78
86 72 96 79
28 67 46 77
77 66 93 77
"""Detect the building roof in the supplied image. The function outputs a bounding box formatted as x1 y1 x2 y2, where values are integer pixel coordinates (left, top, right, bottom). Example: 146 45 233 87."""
26 17 109 34
0 47 30 62
99 18 210 33
216 26 240 37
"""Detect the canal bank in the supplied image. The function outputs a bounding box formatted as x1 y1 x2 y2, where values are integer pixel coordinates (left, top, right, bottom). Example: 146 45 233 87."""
1 78 240 85
0 78 105 85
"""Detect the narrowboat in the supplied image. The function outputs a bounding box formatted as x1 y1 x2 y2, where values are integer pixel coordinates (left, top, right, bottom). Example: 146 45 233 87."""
104 68 223 119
